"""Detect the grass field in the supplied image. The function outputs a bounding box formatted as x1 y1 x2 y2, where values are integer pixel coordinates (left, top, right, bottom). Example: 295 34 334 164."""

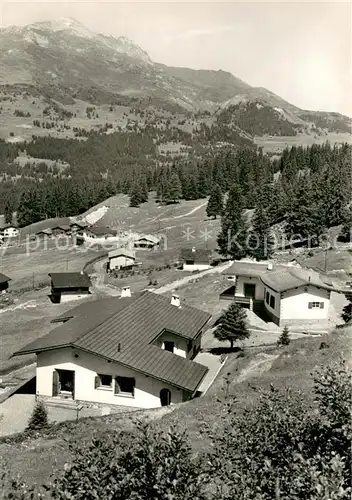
254 132 352 153
0 326 350 489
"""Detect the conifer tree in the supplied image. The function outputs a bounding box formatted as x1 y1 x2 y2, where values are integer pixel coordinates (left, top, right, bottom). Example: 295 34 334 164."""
214 302 250 349
166 173 182 204
4 203 13 225
248 203 274 260
340 206 352 242
206 183 223 219
277 325 290 346
26 400 48 431
217 183 248 259
129 184 142 207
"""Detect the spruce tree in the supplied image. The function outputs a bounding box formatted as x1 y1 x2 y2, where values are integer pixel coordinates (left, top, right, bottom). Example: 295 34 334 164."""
217 183 248 259
4 203 13 225
166 173 182 204
247 203 274 260
129 184 142 207
340 206 352 242
277 325 290 346
26 399 48 431
214 302 250 349
206 183 223 219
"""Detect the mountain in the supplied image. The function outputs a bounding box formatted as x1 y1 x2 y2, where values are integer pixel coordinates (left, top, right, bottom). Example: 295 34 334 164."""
0 17 351 141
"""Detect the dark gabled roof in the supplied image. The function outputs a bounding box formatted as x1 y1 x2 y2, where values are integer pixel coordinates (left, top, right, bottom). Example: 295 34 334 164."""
86 226 118 237
52 225 71 232
181 248 212 263
261 268 336 293
135 234 159 244
0 273 11 284
108 248 136 259
70 221 88 229
14 291 211 392
0 224 18 230
49 272 91 289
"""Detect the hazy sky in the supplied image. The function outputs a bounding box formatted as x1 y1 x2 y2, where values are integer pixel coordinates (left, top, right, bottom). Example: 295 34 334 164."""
1 1 351 115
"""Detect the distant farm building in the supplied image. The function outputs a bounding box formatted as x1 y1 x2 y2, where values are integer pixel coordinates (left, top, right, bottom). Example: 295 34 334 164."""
0 273 11 293
107 248 137 272
36 228 52 238
180 247 213 271
76 225 119 246
0 224 19 239
49 272 91 304
51 225 71 236
134 234 160 249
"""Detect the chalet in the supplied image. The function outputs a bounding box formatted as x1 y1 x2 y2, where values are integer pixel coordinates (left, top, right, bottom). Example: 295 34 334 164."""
36 229 52 239
13 291 211 408
49 271 91 304
180 247 213 271
220 260 338 328
0 273 11 293
69 221 88 233
107 248 137 271
0 225 19 239
134 234 160 249
51 225 71 236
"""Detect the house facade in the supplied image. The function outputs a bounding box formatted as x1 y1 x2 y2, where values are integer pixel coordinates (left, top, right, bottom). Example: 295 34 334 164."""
108 249 136 271
261 271 334 327
49 272 91 303
77 226 120 246
134 234 160 249
14 291 211 409
0 225 19 238
36 347 188 408
220 261 336 327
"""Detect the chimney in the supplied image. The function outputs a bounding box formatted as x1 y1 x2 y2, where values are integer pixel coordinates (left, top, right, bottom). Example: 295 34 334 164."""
121 286 131 298
267 262 273 270
191 246 196 252
171 294 181 307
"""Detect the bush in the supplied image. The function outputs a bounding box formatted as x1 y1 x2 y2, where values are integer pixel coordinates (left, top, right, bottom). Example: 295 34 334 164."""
26 400 48 432
48 422 209 500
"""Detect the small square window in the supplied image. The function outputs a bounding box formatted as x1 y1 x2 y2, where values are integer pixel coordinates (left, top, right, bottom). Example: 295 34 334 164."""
95 374 112 389
115 376 135 396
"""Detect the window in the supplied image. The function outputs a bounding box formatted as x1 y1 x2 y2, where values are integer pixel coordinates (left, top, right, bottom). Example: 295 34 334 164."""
308 302 324 309
270 295 275 309
115 376 135 396
164 341 175 353
266 291 270 304
95 374 112 389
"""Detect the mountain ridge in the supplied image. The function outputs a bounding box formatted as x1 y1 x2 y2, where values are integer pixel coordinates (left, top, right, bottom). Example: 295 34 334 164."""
0 17 351 142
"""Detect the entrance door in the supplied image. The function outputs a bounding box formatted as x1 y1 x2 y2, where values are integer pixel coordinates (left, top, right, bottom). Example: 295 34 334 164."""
244 283 256 298
56 369 75 398
160 388 171 406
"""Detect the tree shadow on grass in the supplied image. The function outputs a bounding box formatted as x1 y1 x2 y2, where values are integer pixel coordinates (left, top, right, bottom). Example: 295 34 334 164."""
208 346 243 355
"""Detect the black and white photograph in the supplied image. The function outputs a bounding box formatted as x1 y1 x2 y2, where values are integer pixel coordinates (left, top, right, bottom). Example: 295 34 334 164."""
0 0 351 498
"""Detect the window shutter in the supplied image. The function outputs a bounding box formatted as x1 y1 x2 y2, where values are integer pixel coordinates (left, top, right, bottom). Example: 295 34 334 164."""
308 302 313 309
94 375 101 389
52 370 59 397
320 302 324 309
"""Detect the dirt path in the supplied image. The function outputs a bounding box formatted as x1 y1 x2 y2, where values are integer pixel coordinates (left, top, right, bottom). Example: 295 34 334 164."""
153 261 234 294
235 353 279 383
160 202 207 222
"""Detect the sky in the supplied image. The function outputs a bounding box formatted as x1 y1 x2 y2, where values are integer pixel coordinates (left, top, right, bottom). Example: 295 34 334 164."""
0 0 351 116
